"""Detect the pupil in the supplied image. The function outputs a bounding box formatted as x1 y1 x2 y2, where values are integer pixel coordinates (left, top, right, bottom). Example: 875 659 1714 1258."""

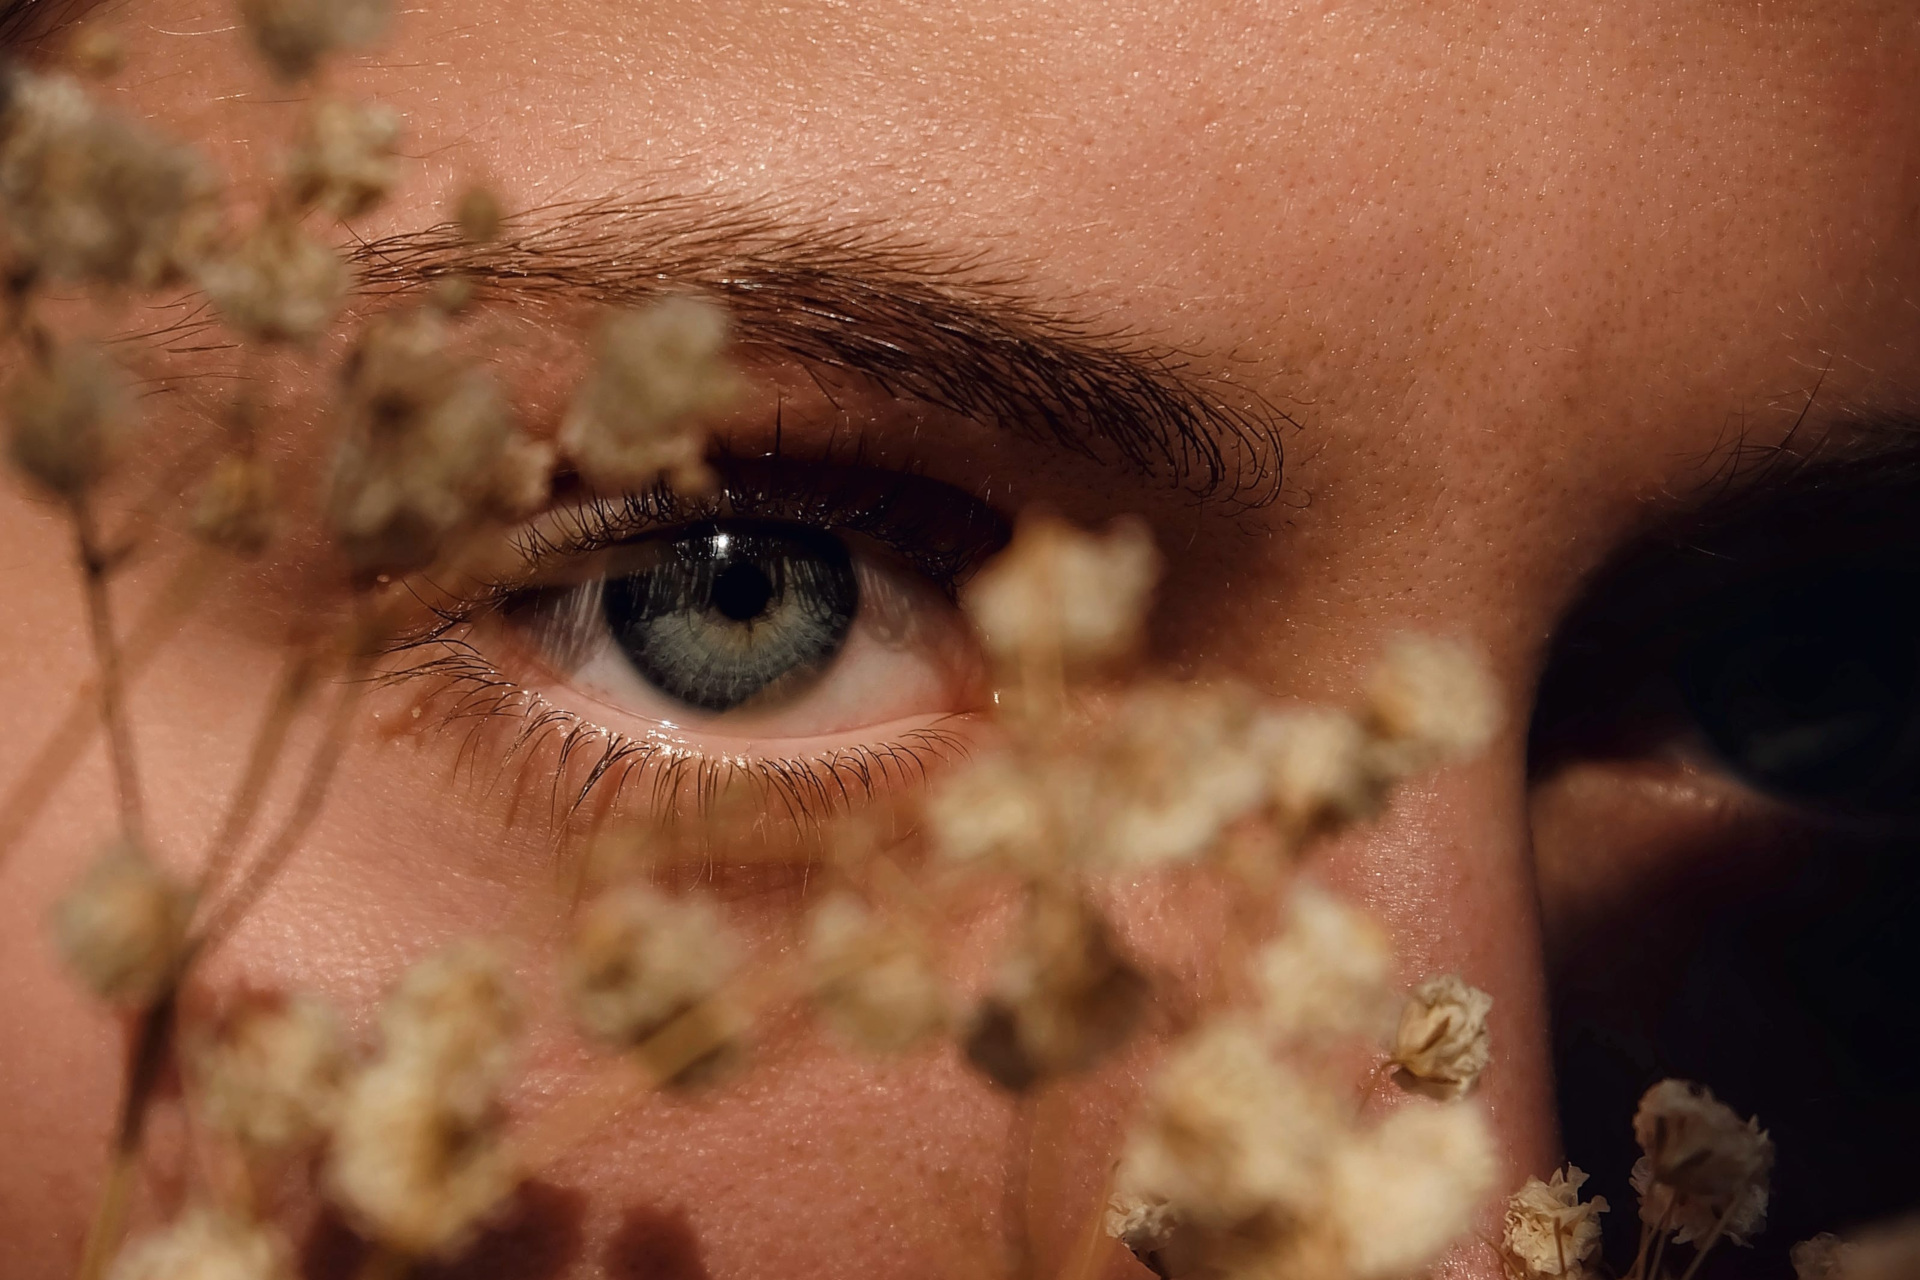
713 561 774 622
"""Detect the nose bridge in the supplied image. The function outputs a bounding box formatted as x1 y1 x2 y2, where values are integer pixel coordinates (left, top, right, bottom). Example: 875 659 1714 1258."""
1321 743 1561 1182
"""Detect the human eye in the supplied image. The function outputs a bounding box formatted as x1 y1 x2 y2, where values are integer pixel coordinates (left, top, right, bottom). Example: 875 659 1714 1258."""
386 458 1010 823
1526 445 1920 1253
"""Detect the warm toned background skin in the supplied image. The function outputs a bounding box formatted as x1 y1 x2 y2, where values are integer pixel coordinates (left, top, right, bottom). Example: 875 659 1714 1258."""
2 1 1918 1278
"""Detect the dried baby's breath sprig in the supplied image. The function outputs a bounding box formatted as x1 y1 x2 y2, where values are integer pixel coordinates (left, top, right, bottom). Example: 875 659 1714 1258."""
1630 1078 1772 1249
1103 1190 1183 1279
1391 972 1493 1100
284 100 400 219
4 338 132 498
1805 1216 1920 1280
1255 706 1384 838
327 305 553 576
1364 634 1503 776
1502 1165 1610 1280
1324 1100 1498 1280
192 992 347 1154
1256 882 1396 1043
963 885 1148 1092
327 941 523 1259
51 839 192 1006
1117 1018 1339 1230
190 454 278 555
238 0 389 83
961 511 1160 681
562 884 744 1084
924 749 1059 874
106 1206 292 1280
197 216 349 345
1085 681 1269 870
0 69 220 287
66 23 127 80
558 297 740 495
805 891 951 1054
454 183 504 243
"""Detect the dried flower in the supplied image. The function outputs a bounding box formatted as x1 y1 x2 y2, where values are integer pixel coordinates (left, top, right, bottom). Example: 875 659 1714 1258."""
805 893 950 1054
5 340 132 497
327 942 521 1258
963 887 1147 1091
1391 973 1493 1100
1254 706 1384 835
190 455 278 555
1326 1101 1498 1280
1103 1190 1182 1279
197 216 348 344
51 839 192 1005
194 993 347 1152
558 298 739 494
1117 1019 1339 1228
924 750 1060 872
285 100 400 218
1631 1078 1773 1245
1256 882 1396 1042
962 512 1160 674
454 184 504 242
239 0 389 82
1792 1233 1853 1280
1365 634 1503 773
562 885 742 1079
1087 682 1269 868
0 70 220 286
108 1207 291 1280
1502 1165 1609 1279
328 307 552 574
66 23 126 79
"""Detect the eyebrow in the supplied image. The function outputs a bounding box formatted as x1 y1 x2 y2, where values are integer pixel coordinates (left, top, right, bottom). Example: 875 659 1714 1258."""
338 195 1291 506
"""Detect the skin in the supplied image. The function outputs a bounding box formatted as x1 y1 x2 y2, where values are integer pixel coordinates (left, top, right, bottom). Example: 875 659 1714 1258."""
1 1 1918 1277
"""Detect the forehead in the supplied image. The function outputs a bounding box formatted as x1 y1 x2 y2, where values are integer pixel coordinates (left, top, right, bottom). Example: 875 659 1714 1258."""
96 0 1920 579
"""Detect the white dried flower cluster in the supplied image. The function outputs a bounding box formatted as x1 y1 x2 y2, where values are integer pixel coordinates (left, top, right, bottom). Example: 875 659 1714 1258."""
1365 634 1504 773
1256 883 1396 1042
1501 1165 1609 1279
961 511 1160 673
805 893 950 1054
1115 1018 1497 1280
1631 1078 1773 1246
558 298 740 494
962 886 1148 1091
4 340 132 497
1794 1217 1920 1280
193 993 347 1153
562 884 743 1081
327 306 553 574
190 455 278 555
239 0 389 82
51 840 192 1006
285 100 400 218
0 69 219 287
197 217 348 345
1256 706 1384 836
1391 972 1493 1100
922 750 1059 872
108 1208 291 1280
327 941 522 1258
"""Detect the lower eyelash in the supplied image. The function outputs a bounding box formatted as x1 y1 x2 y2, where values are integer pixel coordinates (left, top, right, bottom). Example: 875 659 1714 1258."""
375 636 969 840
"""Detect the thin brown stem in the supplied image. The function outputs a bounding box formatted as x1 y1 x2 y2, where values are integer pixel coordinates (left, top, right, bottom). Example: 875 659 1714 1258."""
1675 1196 1744 1280
1645 1200 1677 1280
193 654 369 955
193 648 319 907
68 494 144 847
0 550 212 867
352 1244 411 1280
1000 1093 1037 1280
75 992 178 1280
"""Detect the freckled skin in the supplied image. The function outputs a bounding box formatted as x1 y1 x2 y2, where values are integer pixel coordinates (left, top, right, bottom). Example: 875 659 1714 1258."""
0 3 1917 1278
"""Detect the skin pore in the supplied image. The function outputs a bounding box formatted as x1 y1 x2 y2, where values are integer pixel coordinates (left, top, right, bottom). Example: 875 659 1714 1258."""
1 1 1918 1278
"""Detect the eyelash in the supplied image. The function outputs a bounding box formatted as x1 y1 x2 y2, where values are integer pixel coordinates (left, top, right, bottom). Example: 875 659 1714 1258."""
374 457 1007 835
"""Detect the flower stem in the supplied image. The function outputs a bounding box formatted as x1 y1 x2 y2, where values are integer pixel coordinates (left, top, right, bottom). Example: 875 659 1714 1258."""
68 493 144 848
